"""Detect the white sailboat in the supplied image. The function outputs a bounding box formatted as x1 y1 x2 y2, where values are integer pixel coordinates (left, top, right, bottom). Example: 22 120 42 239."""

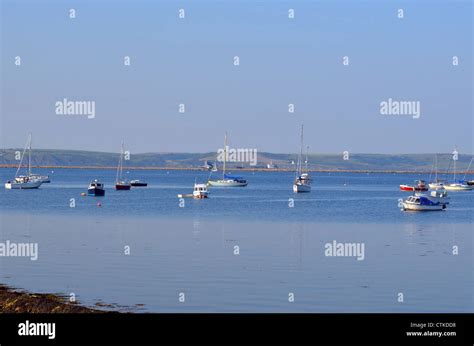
428 154 445 190
293 125 311 193
5 133 43 189
444 150 473 191
208 132 247 187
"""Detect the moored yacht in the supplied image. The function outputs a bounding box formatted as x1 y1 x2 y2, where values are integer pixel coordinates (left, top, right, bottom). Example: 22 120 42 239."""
208 132 248 187
293 125 311 193
115 141 131 190
4 133 43 190
444 150 473 191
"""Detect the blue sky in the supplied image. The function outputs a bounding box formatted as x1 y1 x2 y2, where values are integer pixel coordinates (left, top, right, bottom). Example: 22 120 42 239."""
1 0 472 154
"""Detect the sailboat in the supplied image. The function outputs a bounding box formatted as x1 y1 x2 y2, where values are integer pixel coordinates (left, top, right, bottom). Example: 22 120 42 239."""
207 132 247 187
428 154 445 190
463 157 474 186
4 133 43 189
293 125 311 193
115 141 131 190
444 150 472 191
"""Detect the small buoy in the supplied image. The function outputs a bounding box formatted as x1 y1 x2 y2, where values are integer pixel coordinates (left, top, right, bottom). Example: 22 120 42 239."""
81 192 86 196
97 202 102 207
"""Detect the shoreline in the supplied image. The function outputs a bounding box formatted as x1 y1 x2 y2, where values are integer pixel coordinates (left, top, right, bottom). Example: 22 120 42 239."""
0 165 472 175
0 284 109 313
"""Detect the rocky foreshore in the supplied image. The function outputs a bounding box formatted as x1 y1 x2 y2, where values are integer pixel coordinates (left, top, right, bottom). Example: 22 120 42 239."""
0 285 106 313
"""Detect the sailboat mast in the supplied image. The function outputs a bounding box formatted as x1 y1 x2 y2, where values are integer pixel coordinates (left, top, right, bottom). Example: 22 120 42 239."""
305 145 309 172
15 135 29 178
298 125 303 176
223 132 227 180
463 157 473 180
435 154 438 181
28 133 32 177
116 141 123 182
453 151 456 182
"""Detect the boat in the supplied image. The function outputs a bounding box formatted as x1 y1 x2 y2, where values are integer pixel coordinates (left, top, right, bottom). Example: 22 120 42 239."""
402 195 445 211
444 181 473 191
178 182 209 199
444 151 473 191
415 190 449 207
208 133 248 187
29 174 50 183
211 162 218 172
428 155 445 189
193 183 209 198
461 157 473 186
293 125 312 193
115 141 131 190
4 134 43 190
399 180 428 192
266 161 278 169
130 180 148 187
88 180 105 196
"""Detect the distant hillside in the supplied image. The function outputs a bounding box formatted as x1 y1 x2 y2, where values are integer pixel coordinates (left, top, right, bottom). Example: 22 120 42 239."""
0 149 472 173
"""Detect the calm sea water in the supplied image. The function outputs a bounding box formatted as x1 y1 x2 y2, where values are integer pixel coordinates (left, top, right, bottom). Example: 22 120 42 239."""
0 168 472 312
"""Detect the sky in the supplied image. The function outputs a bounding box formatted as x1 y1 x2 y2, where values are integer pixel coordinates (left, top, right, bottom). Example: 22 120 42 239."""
0 0 472 155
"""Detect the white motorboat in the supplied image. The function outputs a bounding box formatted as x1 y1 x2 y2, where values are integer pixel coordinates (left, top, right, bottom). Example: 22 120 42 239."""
293 125 311 193
88 180 105 196
402 195 445 211
208 132 248 187
4 134 43 190
193 183 209 198
415 190 450 207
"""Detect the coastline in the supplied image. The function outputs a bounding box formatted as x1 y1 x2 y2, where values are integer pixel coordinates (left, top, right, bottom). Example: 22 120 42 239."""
0 165 472 175
0 284 108 313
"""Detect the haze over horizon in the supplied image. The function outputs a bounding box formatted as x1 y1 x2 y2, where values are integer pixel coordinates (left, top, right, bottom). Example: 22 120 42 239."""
1 0 472 155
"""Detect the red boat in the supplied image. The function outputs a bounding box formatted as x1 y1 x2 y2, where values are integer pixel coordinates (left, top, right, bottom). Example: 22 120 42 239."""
115 181 131 190
400 180 428 192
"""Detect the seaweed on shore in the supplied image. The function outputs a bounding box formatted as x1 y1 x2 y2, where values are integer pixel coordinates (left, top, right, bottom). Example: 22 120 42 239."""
0 284 109 313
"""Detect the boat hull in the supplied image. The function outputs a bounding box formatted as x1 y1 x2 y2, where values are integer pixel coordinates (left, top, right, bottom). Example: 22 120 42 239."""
208 180 247 187
444 184 473 191
5 180 43 189
400 185 428 192
293 184 311 193
402 202 444 211
130 182 147 187
88 188 105 196
115 184 131 190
